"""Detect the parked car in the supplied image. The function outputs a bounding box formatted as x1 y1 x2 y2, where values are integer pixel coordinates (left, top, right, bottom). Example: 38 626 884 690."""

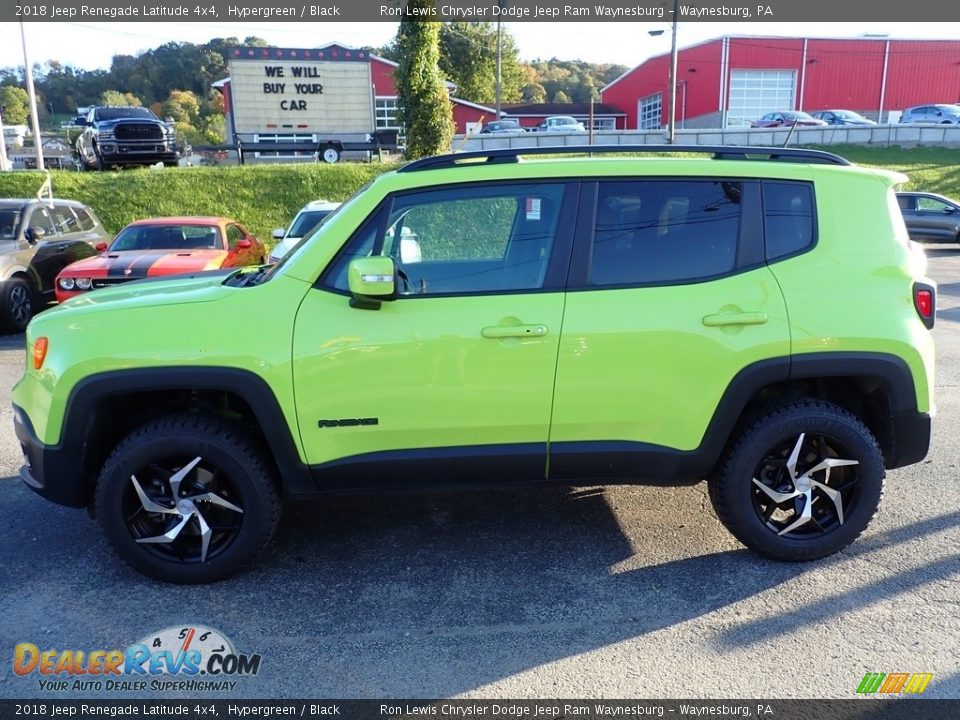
270 201 340 264
479 120 525 135
897 192 960 243
751 111 828 128
899 105 960 124
0 198 106 331
810 110 876 126
55 216 265 302
535 116 586 133
76 105 179 170
13 145 935 583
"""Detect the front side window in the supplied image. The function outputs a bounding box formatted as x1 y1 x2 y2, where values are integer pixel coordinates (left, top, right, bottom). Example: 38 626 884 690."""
589 180 742 287
324 183 568 296
25 207 57 236
916 196 952 213
226 225 246 248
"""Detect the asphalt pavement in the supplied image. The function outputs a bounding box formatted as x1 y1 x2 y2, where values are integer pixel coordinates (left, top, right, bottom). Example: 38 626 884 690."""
0 248 958 700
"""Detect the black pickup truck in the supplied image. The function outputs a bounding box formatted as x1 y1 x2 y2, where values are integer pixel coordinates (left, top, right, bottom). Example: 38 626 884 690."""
76 106 179 170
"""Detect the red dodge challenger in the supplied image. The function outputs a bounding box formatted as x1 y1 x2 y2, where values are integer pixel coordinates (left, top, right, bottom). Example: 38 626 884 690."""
55 216 266 302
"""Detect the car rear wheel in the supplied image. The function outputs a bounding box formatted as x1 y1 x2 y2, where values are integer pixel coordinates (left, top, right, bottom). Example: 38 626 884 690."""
708 399 884 561
94 414 281 583
0 278 36 333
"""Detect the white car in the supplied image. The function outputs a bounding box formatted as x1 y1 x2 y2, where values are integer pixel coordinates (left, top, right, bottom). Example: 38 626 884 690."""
269 200 341 263
536 116 587 133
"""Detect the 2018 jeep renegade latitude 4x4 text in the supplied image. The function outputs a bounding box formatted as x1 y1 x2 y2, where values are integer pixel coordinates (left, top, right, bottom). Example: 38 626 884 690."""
12 146 935 583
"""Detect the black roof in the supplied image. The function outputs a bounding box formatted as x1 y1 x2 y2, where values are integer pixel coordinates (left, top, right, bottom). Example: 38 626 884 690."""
501 102 626 116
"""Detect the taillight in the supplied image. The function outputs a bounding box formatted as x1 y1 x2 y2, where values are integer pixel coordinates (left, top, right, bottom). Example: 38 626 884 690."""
32 337 48 370
913 282 936 329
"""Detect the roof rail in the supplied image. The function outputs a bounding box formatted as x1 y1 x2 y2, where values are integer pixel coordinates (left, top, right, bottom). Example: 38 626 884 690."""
398 144 851 172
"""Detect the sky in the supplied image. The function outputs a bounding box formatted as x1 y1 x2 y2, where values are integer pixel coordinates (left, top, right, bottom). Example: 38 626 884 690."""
1 21 958 73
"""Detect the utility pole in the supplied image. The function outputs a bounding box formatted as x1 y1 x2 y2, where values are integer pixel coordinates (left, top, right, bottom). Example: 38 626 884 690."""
667 0 679 144
495 15 503 119
0 106 9 171
20 20 44 171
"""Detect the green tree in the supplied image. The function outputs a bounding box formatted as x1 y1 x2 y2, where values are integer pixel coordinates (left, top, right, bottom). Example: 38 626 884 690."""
161 89 201 126
0 85 29 124
99 90 142 107
394 4 454 159
437 22 522 105
552 90 572 103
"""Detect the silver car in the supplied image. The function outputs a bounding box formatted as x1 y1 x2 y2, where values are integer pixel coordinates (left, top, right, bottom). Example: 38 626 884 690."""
897 192 960 244
899 105 960 124
0 198 108 331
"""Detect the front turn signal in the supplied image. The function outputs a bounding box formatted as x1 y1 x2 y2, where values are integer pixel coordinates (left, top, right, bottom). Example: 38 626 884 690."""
32 337 48 370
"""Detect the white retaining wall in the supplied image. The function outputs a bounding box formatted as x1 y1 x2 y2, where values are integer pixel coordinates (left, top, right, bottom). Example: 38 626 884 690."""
455 124 960 151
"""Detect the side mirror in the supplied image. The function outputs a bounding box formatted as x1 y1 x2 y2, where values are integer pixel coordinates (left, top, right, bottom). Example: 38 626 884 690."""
237 238 252 250
272 228 286 240
24 227 46 244
944 206 956 215
348 256 396 309
95 242 108 252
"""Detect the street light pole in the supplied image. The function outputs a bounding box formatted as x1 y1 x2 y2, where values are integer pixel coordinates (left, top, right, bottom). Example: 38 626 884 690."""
495 16 503 119
20 20 44 171
667 0 679 144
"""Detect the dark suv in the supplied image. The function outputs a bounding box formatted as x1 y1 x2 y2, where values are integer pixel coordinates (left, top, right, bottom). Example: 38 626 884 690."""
76 106 179 170
0 198 106 331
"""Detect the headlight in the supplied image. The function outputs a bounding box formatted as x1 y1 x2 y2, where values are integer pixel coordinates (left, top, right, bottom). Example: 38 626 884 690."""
76 278 92 290
58 277 75 290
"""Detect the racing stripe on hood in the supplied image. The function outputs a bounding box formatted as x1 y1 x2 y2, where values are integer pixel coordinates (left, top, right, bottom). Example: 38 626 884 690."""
105 253 169 279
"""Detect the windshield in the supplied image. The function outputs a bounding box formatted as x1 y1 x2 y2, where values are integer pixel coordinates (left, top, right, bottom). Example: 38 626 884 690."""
96 107 157 121
835 111 859 119
110 224 221 251
0 209 21 240
288 209 334 238
554 117 578 125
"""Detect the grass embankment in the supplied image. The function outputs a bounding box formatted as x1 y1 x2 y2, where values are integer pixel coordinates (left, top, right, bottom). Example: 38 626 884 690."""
0 162 399 242
0 146 958 243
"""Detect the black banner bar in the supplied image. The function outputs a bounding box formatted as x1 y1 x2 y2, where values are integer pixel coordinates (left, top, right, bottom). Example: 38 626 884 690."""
0 700 958 720
7 0 960 23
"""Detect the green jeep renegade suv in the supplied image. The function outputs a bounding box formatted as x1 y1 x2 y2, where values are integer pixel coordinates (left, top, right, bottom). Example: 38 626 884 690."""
12 146 936 583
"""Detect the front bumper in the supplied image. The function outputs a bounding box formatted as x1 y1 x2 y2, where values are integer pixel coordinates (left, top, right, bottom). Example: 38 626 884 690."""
13 404 87 508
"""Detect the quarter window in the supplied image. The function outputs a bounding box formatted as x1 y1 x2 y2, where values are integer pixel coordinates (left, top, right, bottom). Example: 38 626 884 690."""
763 182 815 260
589 180 742 286
324 183 569 296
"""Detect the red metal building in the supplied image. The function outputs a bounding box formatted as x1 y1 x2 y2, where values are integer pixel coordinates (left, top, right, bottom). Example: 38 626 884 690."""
601 36 960 130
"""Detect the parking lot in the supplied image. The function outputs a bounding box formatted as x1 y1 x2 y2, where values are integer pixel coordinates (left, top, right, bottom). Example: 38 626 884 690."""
0 246 958 701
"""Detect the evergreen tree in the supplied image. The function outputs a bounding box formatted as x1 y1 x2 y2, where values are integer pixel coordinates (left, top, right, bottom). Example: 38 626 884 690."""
394 4 454 159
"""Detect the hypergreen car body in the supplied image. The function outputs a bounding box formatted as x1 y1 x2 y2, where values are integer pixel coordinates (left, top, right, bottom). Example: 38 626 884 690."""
10 146 936 580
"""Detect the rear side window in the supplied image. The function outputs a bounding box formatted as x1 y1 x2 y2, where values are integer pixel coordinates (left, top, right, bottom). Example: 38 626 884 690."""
74 207 96 232
51 205 79 234
589 180 742 286
763 181 815 261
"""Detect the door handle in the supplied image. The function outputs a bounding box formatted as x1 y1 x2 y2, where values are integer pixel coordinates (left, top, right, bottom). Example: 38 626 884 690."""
481 324 548 339
702 311 768 327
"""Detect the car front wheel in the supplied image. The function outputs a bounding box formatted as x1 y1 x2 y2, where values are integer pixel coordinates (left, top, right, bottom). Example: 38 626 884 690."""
94 414 281 583
709 399 884 561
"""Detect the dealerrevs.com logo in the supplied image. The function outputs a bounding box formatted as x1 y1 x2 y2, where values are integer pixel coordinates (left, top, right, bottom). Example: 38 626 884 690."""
13 625 261 692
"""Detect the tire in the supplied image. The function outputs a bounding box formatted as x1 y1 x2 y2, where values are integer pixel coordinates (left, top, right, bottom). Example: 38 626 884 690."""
708 399 884 561
93 144 106 171
0 277 36 333
94 414 282 583
320 144 341 163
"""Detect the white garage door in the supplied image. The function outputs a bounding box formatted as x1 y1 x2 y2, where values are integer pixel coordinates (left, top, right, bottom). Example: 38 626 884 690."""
727 70 796 127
